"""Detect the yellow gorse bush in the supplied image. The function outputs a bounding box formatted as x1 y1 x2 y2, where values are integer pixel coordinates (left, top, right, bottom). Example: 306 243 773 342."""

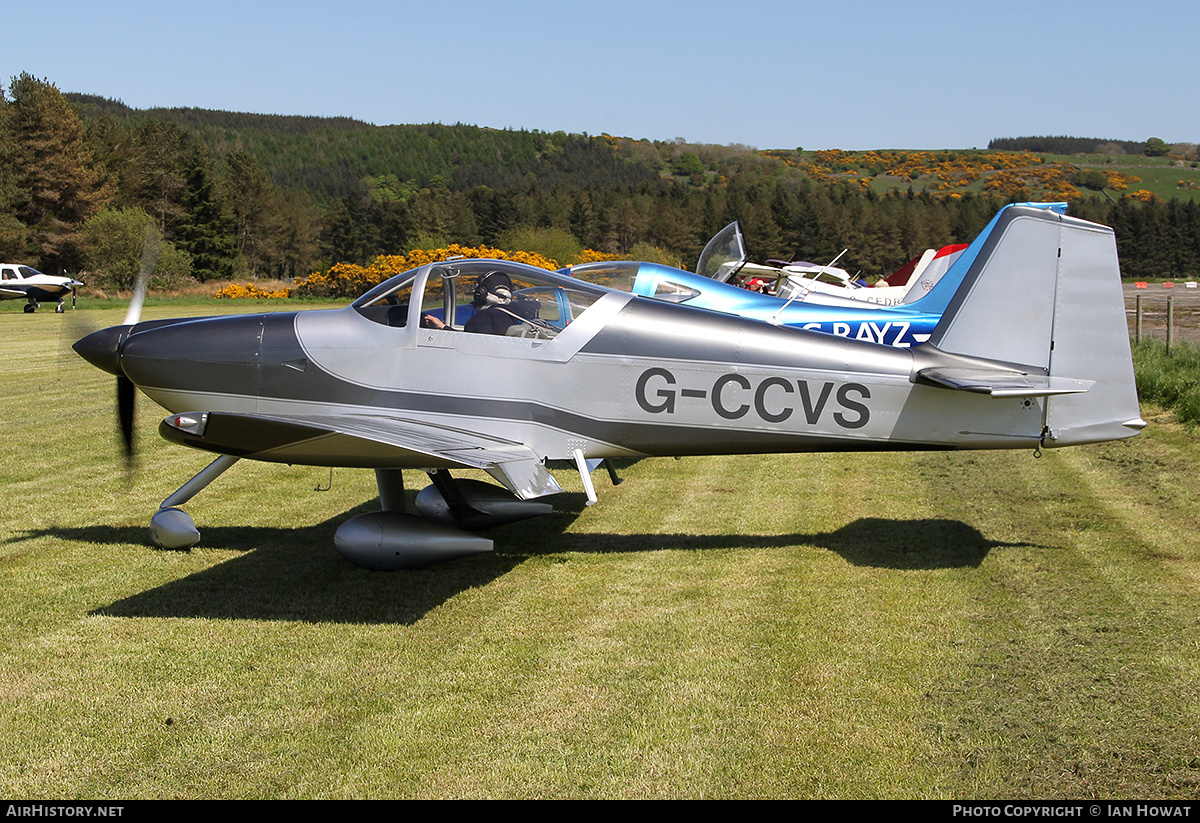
1126 189 1161 204
982 163 1082 201
214 282 291 299
762 148 1129 201
1106 171 1140 191
574 249 622 265
284 244 606 300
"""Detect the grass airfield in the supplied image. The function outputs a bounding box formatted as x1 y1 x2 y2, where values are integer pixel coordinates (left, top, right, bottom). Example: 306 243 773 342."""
1 301 1198 799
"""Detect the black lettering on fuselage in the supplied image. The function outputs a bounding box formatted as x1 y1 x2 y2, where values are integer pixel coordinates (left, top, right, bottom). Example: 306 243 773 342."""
797 381 834 424
635 368 871 429
754 377 794 423
712 373 751 419
635 367 676 413
834 383 871 428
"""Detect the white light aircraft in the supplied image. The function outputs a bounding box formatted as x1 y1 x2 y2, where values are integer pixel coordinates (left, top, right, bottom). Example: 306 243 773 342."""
1 264 82 313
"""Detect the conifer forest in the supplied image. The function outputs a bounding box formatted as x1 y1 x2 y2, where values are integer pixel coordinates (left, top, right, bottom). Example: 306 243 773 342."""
3 73 1199 291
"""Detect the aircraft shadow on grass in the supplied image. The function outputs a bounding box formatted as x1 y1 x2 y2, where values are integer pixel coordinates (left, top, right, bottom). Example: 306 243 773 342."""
11 488 1038 625
532 493 1038 570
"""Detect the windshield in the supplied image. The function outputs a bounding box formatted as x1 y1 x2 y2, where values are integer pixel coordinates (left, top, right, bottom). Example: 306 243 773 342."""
563 261 642 293
351 269 421 327
352 269 419 309
695 221 747 281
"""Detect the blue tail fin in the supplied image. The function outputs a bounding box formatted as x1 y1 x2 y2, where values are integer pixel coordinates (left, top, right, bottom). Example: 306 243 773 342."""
907 202 1068 317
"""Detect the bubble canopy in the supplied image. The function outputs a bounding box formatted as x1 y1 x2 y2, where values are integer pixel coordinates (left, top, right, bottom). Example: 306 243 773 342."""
351 259 611 334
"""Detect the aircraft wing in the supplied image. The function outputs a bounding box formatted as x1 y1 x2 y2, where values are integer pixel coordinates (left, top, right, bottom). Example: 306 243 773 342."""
160 410 563 500
0 286 28 297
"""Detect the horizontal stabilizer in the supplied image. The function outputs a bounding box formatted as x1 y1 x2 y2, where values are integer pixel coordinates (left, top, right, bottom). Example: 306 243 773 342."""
916 367 1093 397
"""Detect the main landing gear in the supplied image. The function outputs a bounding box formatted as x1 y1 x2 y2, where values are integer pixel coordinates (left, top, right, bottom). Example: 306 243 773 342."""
148 459 552 571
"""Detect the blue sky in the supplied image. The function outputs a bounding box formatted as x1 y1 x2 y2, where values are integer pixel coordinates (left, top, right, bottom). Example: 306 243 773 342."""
7 0 1197 150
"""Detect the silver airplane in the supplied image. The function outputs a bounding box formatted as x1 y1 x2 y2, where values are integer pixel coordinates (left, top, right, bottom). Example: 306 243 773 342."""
1 263 83 313
74 206 1145 570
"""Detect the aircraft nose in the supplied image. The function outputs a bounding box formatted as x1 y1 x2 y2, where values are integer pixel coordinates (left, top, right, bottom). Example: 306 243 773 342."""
73 325 130 376
118 313 268 395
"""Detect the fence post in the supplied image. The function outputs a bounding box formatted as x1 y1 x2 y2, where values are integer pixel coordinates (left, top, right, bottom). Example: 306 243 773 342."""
1136 294 1142 344
1166 295 1174 355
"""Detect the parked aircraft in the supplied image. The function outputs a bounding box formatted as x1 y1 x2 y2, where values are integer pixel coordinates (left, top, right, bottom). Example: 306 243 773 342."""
697 228 912 304
882 243 969 292
74 205 1144 570
695 220 980 306
737 241 969 306
566 203 1065 349
1 264 82 313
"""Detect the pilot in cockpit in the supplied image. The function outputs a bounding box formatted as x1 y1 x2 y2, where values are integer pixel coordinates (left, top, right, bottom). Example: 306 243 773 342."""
462 271 525 335
422 270 545 335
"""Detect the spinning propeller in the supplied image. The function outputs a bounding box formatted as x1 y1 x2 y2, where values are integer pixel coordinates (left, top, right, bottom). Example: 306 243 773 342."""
116 229 156 461
72 225 160 466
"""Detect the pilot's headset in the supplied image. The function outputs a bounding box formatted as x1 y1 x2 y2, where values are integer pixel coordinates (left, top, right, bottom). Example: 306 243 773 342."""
473 271 513 308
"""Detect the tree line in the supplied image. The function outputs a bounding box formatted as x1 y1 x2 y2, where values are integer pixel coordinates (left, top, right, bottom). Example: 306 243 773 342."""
989 136 1148 155
2 73 1198 291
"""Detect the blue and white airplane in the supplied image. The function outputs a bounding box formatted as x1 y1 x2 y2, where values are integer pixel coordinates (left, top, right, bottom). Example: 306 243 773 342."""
566 203 1068 349
0 263 83 313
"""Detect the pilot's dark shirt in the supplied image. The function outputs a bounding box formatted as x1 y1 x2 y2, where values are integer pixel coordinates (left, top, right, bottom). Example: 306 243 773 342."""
464 306 522 335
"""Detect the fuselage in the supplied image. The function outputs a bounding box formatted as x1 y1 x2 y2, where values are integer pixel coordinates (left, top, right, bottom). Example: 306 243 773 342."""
69 210 1144 569
85 281 1052 468
571 261 937 348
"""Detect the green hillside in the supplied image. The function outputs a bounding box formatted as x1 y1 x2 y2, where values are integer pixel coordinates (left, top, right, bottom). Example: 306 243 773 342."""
67 98 1200 205
67 94 664 201
3 76 1197 285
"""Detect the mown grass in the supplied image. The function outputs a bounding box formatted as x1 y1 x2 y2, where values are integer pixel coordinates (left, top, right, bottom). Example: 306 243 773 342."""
1 304 1198 798
1133 339 1200 426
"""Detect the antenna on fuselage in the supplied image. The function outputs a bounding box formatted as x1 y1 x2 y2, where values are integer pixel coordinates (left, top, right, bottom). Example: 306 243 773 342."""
768 248 848 325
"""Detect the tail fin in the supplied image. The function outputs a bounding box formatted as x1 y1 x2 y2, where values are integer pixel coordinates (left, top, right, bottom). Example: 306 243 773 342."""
908 202 1067 315
927 205 1145 446
897 244 967 302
